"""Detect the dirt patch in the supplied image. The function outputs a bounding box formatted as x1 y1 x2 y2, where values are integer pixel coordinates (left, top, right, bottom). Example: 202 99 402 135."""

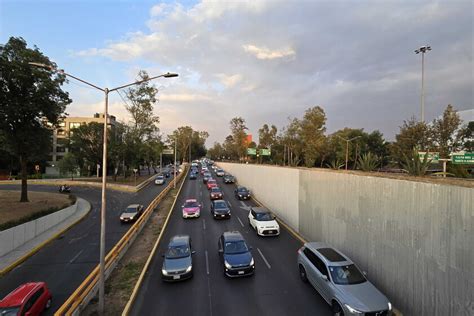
82 177 183 316
0 191 75 230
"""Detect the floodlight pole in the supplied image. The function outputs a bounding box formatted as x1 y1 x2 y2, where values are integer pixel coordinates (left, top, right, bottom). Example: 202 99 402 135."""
415 45 431 122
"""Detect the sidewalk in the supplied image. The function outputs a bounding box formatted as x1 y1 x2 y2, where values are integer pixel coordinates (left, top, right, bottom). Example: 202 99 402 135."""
0 198 91 275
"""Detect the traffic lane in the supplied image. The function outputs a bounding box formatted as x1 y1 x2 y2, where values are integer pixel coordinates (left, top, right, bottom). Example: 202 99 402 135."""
131 175 214 316
0 176 174 314
213 174 333 315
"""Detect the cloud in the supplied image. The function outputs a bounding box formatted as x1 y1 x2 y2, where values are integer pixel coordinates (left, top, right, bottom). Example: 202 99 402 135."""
71 0 473 145
243 44 295 60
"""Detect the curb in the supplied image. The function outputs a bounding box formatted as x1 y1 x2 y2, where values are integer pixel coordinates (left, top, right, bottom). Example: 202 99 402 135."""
121 170 188 316
0 198 92 276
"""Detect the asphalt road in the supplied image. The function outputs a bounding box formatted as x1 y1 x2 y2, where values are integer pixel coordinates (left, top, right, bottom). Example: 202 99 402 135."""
0 171 174 315
131 167 332 316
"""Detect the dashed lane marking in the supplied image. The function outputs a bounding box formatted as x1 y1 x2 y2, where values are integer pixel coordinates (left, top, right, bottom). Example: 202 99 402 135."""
257 247 271 269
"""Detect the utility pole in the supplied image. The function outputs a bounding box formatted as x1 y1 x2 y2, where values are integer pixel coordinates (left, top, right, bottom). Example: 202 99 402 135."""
174 137 177 189
337 135 361 171
415 45 431 122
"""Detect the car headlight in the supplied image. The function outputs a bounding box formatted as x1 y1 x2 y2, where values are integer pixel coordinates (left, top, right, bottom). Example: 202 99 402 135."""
162 268 169 276
250 258 254 266
388 302 392 311
239 194 242 197
344 304 363 314
185 266 192 273
120 217 124 220
224 261 232 269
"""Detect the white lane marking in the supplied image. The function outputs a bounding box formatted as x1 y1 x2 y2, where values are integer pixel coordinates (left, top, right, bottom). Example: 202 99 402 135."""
68 233 88 244
200 191 203 196
236 216 244 227
205 250 210 275
207 278 213 316
203 219 206 230
227 200 232 207
69 249 84 264
239 200 246 207
257 248 271 269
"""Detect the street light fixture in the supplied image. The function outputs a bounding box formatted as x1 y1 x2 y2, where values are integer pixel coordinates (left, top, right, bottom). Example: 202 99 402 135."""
414 45 431 123
336 135 361 171
29 62 177 315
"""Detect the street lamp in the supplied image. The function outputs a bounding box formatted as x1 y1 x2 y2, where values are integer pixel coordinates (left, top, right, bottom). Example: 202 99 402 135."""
336 135 361 171
29 62 177 315
414 45 431 122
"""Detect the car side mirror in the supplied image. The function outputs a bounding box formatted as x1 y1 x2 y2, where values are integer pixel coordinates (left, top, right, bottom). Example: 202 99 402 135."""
199 204 202 207
218 249 223 253
248 246 253 251
181 205 184 208
192 250 196 255
321 275 328 281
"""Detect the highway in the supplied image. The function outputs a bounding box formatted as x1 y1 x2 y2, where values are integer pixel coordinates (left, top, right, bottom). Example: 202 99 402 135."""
0 171 174 315
131 167 332 316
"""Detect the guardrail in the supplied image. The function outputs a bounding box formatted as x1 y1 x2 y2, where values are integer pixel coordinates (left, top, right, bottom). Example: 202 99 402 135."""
55 169 187 315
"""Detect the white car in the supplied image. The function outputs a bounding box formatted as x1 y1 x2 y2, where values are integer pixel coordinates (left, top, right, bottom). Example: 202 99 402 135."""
155 175 165 185
248 207 280 236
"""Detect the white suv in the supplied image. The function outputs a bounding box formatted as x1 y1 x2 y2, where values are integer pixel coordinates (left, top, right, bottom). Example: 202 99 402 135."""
247 207 280 236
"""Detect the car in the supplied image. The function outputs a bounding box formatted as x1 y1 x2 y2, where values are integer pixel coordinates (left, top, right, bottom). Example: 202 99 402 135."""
0 282 52 316
234 186 251 200
207 179 217 190
216 169 225 177
120 204 144 223
210 187 223 200
182 199 201 218
223 174 235 184
189 172 197 180
155 175 165 185
161 235 195 281
164 171 171 178
248 207 280 236
203 172 212 183
210 199 231 219
201 167 208 175
218 231 255 278
297 242 392 316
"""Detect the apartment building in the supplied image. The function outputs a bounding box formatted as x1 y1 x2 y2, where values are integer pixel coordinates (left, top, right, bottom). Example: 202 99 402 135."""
46 113 116 175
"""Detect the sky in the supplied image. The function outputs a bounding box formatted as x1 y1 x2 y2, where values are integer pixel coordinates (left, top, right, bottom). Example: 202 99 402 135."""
1 0 472 146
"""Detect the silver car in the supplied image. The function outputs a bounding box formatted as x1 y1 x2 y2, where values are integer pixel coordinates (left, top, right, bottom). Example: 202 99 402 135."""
161 235 195 281
297 242 392 315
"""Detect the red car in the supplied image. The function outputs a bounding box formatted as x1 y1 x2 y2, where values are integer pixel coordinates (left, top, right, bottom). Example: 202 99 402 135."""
207 179 217 190
0 282 52 316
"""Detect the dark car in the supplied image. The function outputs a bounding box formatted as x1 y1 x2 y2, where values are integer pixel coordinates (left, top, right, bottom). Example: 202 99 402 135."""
234 186 251 200
161 235 195 281
0 282 52 316
218 231 255 278
223 174 235 184
189 172 197 180
120 204 144 223
164 171 171 178
210 187 223 200
211 200 231 219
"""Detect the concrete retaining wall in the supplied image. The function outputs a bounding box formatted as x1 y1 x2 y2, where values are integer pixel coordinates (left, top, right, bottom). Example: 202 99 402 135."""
0 202 78 257
219 162 474 316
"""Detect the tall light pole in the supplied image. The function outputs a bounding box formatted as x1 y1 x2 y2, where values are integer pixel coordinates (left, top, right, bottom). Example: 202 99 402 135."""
29 62 177 315
415 45 431 122
174 136 177 188
336 135 361 171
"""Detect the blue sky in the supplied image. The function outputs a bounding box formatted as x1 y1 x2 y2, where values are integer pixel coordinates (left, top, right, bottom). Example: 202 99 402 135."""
1 1 473 145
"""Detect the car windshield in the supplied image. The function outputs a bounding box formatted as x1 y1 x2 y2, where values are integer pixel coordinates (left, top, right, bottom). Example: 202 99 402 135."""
238 188 248 193
0 307 21 316
214 201 227 209
224 241 249 254
329 264 366 285
211 188 221 193
125 207 138 214
208 180 216 184
157 176 163 179
184 201 199 208
255 212 274 221
165 245 191 259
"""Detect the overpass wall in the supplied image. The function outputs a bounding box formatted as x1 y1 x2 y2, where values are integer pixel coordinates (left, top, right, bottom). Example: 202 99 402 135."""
219 162 474 316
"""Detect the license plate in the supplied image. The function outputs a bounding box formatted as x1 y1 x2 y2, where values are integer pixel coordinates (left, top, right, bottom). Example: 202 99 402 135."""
173 275 180 280
221 215 225 217
238 271 244 275
268 230 273 234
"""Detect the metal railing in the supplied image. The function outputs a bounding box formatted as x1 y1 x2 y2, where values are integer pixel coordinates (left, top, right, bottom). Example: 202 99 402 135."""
55 169 187 315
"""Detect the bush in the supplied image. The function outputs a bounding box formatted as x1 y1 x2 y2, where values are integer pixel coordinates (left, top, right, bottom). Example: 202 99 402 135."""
357 153 379 171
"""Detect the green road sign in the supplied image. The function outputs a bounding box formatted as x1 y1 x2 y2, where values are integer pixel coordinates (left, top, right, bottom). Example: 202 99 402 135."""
452 152 474 164
418 152 439 163
163 148 174 155
259 148 271 156
247 148 257 155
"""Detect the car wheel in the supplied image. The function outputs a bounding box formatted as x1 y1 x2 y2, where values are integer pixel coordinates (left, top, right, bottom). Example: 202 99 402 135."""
299 265 308 283
332 302 344 316
45 298 52 309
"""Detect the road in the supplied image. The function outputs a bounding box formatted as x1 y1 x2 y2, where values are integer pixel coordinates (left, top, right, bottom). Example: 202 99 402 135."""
0 171 174 315
131 167 332 316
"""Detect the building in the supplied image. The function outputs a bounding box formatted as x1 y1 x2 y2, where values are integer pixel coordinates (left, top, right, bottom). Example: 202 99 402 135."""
46 113 116 175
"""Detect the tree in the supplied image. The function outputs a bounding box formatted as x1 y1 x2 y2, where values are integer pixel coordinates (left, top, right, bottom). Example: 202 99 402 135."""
0 37 71 202
229 117 248 161
357 153 379 171
299 106 327 167
281 117 303 166
459 121 473 152
69 122 104 175
431 104 462 158
258 124 277 163
58 152 79 180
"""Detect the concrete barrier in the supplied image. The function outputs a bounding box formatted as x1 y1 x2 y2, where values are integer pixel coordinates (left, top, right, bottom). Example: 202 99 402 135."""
219 163 474 316
0 202 78 257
